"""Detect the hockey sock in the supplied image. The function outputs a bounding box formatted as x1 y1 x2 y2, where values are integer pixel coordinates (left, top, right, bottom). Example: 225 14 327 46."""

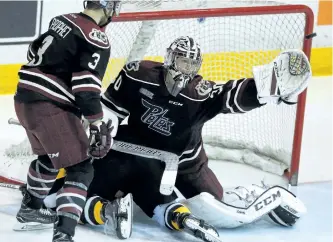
26 155 58 209
81 196 106 225
55 159 93 237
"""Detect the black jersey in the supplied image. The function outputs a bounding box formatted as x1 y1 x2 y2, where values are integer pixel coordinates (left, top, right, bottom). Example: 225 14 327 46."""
102 61 262 162
15 13 111 122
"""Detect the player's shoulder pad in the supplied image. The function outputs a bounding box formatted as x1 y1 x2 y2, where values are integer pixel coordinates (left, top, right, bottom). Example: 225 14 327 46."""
60 13 110 49
121 60 162 86
181 76 216 101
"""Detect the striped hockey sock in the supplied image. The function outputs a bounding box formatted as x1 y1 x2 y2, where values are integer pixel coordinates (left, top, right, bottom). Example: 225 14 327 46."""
26 156 58 208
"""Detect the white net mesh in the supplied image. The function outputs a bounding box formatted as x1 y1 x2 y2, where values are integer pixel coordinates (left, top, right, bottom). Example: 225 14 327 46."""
1 2 311 183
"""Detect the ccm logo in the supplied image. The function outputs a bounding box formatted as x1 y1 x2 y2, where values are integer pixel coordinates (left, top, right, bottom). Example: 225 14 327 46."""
255 190 281 211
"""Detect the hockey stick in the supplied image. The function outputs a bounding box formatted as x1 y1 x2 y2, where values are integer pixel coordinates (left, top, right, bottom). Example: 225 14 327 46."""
0 182 20 190
8 118 178 195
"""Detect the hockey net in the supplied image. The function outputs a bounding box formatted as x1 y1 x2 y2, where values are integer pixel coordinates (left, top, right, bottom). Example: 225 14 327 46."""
0 2 314 186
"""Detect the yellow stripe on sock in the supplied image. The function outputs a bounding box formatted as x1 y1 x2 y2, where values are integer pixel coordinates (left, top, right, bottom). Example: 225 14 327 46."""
94 201 105 225
56 168 66 179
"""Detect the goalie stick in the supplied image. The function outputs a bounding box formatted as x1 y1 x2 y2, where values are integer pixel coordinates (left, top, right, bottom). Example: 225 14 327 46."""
7 118 178 195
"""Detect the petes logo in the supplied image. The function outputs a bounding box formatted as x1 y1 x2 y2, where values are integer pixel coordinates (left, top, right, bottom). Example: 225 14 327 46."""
195 79 212 96
89 28 108 45
141 99 175 136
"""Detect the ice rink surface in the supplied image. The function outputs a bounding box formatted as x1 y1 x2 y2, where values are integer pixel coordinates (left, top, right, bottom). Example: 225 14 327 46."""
0 182 331 242
0 77 332 241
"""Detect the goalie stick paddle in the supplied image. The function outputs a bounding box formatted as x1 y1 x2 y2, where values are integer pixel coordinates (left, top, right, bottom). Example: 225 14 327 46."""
8 117 178 195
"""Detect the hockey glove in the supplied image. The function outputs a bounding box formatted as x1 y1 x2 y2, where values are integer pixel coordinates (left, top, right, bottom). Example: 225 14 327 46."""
253 49 311 105
88 119 114 159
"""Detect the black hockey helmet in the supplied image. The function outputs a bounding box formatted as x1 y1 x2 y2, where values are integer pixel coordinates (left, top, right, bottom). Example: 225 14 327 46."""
164 36 203 96
83 0 122 26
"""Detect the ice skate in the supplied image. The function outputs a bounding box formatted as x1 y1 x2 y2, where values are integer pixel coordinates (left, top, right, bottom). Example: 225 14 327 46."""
166 203 222 242
53 228 74 242
14 184 57 231
102 193 133 239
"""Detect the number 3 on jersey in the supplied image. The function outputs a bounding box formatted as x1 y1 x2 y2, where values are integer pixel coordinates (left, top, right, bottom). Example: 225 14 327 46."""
27 35 54 66
88 53 100 70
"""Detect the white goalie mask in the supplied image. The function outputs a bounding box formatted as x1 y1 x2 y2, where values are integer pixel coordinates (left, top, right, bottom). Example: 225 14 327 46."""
164 36 203 96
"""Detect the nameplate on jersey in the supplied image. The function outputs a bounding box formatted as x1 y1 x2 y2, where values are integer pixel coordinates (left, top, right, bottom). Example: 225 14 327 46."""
49 18 72 38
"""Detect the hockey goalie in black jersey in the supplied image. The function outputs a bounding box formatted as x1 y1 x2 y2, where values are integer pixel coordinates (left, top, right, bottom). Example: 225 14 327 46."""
77 36 310 240
13 1 122 241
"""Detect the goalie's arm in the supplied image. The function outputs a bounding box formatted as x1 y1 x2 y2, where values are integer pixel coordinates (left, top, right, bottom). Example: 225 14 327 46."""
201 49 311 121
200 78 263 121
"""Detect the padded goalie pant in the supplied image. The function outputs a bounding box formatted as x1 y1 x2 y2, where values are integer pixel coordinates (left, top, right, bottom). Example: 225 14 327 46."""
176 145 223 200
87 146 223 218
87 150 177 218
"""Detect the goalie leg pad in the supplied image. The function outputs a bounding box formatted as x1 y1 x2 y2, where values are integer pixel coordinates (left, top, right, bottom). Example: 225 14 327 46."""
182 186 285 228
265 186 307 227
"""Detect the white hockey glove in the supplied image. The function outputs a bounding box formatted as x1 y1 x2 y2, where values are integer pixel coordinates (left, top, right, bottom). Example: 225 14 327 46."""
253 49 312 105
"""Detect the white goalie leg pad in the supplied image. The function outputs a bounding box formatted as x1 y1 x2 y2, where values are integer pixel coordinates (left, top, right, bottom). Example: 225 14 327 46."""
182 186 285 228
264 186 307 227
253 49 311 104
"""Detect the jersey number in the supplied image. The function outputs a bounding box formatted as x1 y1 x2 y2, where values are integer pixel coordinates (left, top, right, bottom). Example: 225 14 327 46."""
88 53 100 70
114 75 122 91
27 35 54 67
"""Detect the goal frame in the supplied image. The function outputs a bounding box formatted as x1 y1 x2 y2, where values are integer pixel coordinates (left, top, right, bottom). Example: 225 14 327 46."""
0 5 314 187
112 4 314 186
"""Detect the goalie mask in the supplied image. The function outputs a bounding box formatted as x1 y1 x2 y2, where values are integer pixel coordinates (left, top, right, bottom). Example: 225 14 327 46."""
84 0 122 27
164 36 202 96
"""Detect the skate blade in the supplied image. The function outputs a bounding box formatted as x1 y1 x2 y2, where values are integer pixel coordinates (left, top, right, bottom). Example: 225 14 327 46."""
184 218 222 242
116 193 133 239
13 222 53 231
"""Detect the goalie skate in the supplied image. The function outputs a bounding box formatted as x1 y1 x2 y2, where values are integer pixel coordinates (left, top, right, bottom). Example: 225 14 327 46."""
103 193 133 239
183 215 222 242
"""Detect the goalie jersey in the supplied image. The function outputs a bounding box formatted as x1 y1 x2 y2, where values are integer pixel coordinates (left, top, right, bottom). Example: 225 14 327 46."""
102 61 262 159
15 13 111 122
